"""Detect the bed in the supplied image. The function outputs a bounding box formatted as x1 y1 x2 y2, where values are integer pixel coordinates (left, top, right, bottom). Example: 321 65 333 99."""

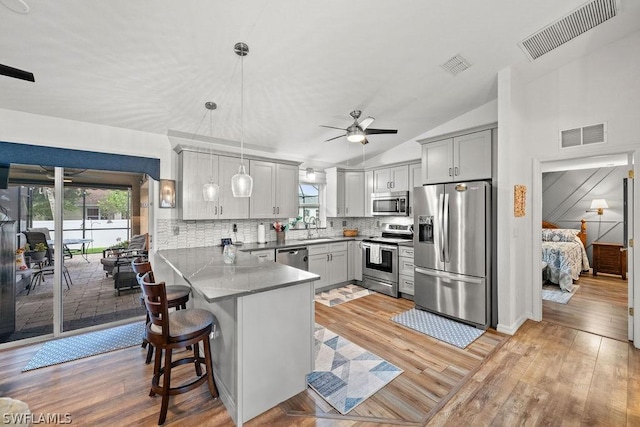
542 220 590 292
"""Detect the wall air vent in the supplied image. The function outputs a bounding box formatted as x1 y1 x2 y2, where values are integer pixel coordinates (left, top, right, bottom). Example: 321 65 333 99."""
440 54 471 76
560 122 607 149
519 0 619 61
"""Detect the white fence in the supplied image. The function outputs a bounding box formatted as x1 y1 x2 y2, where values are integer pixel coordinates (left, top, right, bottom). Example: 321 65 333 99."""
33 219 130 249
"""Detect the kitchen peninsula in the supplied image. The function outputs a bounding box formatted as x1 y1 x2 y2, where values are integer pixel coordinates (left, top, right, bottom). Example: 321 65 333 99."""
156 246 319 426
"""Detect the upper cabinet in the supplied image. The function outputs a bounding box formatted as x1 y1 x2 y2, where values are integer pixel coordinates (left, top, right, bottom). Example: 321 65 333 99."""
249 160 298 219
420 129 493 184
408 162 422 216
179 151 249 220
373 165 409 192
325 168 365 217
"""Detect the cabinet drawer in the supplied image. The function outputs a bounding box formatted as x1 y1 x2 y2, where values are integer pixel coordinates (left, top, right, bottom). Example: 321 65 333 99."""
250 249 274 262
399 258 414 276
308 244 329 256
399 246 414 258
329 242 348 253
399 275 414 295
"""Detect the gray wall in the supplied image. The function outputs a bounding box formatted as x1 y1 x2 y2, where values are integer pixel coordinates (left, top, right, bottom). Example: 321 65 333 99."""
542 165 627 264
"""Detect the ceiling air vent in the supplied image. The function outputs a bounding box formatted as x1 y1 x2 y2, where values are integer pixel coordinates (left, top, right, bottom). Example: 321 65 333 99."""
440 54 471 76
560 122 607 149
519 0 619 61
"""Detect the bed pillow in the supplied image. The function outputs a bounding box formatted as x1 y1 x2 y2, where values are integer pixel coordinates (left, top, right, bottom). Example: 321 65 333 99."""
542 228 579 242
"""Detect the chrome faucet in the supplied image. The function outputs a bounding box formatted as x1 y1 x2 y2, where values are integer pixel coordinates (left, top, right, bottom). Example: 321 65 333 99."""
306 217 318 239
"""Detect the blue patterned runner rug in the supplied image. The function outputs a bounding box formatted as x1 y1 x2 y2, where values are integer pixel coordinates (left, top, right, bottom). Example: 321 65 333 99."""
22 322 144 372
391 308 484 349
307 324 403 414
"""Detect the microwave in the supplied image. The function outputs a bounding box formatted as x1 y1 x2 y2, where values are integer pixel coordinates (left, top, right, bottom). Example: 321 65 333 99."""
371 191 409 216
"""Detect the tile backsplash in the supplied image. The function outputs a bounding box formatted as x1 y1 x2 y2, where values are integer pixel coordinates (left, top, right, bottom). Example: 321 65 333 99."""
154 216 412 250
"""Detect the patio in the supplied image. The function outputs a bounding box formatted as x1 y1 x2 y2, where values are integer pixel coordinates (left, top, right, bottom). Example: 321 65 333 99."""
6 252 146 343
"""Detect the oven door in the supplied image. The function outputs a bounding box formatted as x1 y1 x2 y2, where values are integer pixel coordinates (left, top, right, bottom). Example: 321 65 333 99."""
362 243 398 283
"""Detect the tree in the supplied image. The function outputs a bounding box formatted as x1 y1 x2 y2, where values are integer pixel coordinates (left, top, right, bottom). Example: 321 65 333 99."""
97 190 129 219
30 187 82 220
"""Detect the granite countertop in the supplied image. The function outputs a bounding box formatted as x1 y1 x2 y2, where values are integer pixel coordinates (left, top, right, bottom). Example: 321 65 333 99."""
156 246 320 303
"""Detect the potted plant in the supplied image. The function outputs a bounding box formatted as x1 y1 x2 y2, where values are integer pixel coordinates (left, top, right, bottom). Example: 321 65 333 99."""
25 242 47 263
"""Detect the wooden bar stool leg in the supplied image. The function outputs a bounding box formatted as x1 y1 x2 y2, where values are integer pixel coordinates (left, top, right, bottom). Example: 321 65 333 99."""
159 348 173 425
193 342 202 377
204 337 219 398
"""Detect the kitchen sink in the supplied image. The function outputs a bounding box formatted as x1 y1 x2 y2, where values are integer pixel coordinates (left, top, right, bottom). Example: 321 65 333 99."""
297 238 335 244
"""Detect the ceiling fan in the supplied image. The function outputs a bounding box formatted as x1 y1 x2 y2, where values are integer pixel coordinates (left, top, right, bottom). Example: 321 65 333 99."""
320 110 397 145
0 63 35 82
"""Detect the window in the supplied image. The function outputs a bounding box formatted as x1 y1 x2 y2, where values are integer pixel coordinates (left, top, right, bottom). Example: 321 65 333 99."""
299 183 320 225
86 207 100 220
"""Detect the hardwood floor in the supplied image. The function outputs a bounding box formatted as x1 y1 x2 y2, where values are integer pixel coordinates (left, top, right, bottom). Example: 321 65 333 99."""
1 291 639 425
543 271 628 342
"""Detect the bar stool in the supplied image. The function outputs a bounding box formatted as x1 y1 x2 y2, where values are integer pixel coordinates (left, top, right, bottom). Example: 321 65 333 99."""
140 272 218 425
131 257 191 364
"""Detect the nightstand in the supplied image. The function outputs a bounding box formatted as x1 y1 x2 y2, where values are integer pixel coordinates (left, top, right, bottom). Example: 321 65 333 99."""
592 242 627 280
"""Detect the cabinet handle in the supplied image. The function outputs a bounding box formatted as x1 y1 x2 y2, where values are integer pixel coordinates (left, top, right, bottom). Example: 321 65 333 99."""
454 167 459 176
330 253 333 261
346 207 348 214
449 168 453 177
215 206 218 215
220 206 223 215
273 207 275 214
327 254 330 262
277 206 280 214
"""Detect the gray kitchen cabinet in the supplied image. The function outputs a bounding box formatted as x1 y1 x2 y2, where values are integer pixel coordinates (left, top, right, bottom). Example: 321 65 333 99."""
249 249 275 262
179 151 249 220
348 240 363 281
373 165 409 192
365 170 374 217
398 246 415 296
408 162 422 216
249 160 299 219
344 171 365 217
420 129 492 184
308 242 348 290
326 169 365 217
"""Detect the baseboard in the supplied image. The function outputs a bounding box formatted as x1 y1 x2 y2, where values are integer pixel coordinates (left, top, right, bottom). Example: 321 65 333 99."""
496 313 528 335
213 371 237 425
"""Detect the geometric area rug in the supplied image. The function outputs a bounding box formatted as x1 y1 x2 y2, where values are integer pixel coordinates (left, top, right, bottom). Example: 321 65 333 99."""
306 324 403 414
22 322 144 372
542 284 579 304
314 284 375 307
391 308 484 349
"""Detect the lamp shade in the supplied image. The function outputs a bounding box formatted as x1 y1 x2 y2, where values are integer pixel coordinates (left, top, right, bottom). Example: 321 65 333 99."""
231 164 253 197
590 199 609 209
202 179 219 202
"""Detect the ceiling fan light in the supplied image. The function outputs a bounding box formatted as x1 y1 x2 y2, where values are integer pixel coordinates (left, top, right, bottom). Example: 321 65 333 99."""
347 128 365 143
202 179 219 202
231 164 253 198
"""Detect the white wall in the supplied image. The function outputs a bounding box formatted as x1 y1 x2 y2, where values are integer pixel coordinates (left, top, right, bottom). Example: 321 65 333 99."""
498 30 640 333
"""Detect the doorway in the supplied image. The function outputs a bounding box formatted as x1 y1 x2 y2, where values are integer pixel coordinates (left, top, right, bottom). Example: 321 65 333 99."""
536 152 633 342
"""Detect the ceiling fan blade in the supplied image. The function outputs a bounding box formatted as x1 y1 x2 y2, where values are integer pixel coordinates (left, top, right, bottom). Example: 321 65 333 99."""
359 116 375 130
324 134 345 142
0 64 35 82
364 128 398 135
319 125 346 131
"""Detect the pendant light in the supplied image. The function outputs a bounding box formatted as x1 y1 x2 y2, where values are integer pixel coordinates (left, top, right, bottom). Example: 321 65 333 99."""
231 42 253 198
202 101 220 202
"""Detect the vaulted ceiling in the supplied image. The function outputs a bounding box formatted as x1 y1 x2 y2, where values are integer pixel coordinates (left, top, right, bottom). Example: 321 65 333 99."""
1 0 639 168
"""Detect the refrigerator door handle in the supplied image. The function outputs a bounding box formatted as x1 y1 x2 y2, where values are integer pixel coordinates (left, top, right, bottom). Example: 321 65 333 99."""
443 192 450 263
415 267 483 284
438 193 445 262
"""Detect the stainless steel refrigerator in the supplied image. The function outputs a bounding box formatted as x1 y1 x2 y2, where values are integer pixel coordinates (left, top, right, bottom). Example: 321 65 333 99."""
413 181 491 328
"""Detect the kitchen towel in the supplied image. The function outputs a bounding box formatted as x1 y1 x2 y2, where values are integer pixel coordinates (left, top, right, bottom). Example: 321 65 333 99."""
368 243 381 264
257 223 266 243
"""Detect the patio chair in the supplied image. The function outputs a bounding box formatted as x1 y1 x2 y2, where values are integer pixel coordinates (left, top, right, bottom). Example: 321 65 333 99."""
23 231 73 293
28 227 73 259
100 233 148 277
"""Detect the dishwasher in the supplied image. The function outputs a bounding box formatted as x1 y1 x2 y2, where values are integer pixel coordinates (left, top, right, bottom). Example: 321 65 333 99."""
276 247 309 271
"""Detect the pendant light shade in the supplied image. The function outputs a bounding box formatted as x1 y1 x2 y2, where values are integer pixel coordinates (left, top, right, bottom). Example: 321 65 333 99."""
231 164 253 198
232 41 253 198
203 179 220 201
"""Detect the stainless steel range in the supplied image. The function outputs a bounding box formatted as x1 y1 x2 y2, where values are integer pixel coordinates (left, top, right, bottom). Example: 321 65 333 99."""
361 223 413 297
